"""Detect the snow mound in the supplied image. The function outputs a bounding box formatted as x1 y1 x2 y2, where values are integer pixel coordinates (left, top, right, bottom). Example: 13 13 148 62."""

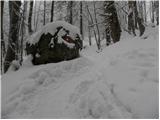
27 21 81 45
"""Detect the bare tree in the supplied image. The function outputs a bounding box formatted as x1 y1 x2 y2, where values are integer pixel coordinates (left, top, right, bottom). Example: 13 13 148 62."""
133 1 138 29
23 1 28 34
67 1 73 24
1 1 5 73
43 1 46 25
88 20 92 46
35 1 41 31
28 1 33 34
86 4 100 50
93 2 101 49
151 1 154 23
155 1 159 25
50 1 54 22
4 1 21 73
128 1 136 36
143 1 147 23
80 1 83 39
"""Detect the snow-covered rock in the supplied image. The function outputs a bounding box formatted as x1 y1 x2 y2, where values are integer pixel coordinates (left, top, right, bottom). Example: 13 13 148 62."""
25 21 82 65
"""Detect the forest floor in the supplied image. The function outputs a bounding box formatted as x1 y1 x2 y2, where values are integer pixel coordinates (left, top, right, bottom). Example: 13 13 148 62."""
1 25 159 118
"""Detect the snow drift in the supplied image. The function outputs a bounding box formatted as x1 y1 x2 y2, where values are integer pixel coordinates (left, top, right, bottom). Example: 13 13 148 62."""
1 25 158 118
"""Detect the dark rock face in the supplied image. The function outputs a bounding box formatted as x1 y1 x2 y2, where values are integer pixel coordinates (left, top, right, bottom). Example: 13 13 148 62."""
26 26 82 65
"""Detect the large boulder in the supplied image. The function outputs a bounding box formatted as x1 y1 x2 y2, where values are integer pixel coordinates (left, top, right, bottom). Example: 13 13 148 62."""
26 21 82 65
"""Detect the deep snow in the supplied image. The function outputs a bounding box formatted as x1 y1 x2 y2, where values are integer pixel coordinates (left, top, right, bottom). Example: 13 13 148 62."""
27 21 81 47
1 25 159 118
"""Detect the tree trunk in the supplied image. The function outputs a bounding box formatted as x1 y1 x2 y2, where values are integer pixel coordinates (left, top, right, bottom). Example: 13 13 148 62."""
128 1 136 36
43 1 46 25
28 1 33 34
88 21 92 46
23 1 27 35
33 1 37 30
86 4 99 50
1 1 5 74
50 1 54 22
93 2 101 49
155 1 159 25
35 1 41 31
151 1 154 23
133 1 138 29
80 1 83 39
104 1 121 44
4 1 21 73
67 1 73 24
143 1 147 23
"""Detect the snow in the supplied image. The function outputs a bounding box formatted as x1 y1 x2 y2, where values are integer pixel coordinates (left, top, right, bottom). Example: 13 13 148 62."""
27 21 81 49
7 60 20 73
1 25 158 118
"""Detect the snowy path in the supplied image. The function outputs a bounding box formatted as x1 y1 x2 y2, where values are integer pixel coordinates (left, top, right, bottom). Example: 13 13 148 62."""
1 26 158 118
2 57 132 118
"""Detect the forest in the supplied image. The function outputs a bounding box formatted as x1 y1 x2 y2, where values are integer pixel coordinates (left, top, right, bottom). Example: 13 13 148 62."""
1 0 159 119
1 1 159 73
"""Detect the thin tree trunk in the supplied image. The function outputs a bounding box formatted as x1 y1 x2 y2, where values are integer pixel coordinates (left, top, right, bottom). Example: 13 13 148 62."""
43 1 46 25
88 21 92 46
128 1 136 36
20 2 26 65
80 1 83 39
86 4 99 50
23 1 27 35
143 1 147 23
155 1 159 25
133 1 138 29
4 1 21 73
34 1 37 30
151 1 154 23
69 1 73 24
35 1 41 31
1 1 5 74
28 1 33 34
93 2 100 49
50 1 54 22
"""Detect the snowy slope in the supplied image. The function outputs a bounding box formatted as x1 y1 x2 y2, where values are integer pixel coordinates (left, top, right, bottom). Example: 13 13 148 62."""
1 26 159 118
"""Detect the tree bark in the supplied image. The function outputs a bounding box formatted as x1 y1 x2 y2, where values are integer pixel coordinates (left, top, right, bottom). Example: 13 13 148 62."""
86 4 99 50
151 1 154 23
133 1 138 29
4 1 21 73
104 1 121 44
143 1 147 23
35 1 41 31
23 1 27 35
155 1 159 25
88 21 92 46
67 1 73 24
93 2 100 49
1 1 5 73
50 1 54 22
43 1 46 25
128 1 136 36
80 1 83 39
28 1 33 34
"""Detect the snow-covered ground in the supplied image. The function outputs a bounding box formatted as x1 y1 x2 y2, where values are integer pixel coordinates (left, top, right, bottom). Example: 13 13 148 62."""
1 25 159 118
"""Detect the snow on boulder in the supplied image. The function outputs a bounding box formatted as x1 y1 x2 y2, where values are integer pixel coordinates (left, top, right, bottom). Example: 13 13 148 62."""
26 21 82 65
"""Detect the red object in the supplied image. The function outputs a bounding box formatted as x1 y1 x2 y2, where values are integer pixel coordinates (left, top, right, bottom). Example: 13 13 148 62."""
63 36 75 43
